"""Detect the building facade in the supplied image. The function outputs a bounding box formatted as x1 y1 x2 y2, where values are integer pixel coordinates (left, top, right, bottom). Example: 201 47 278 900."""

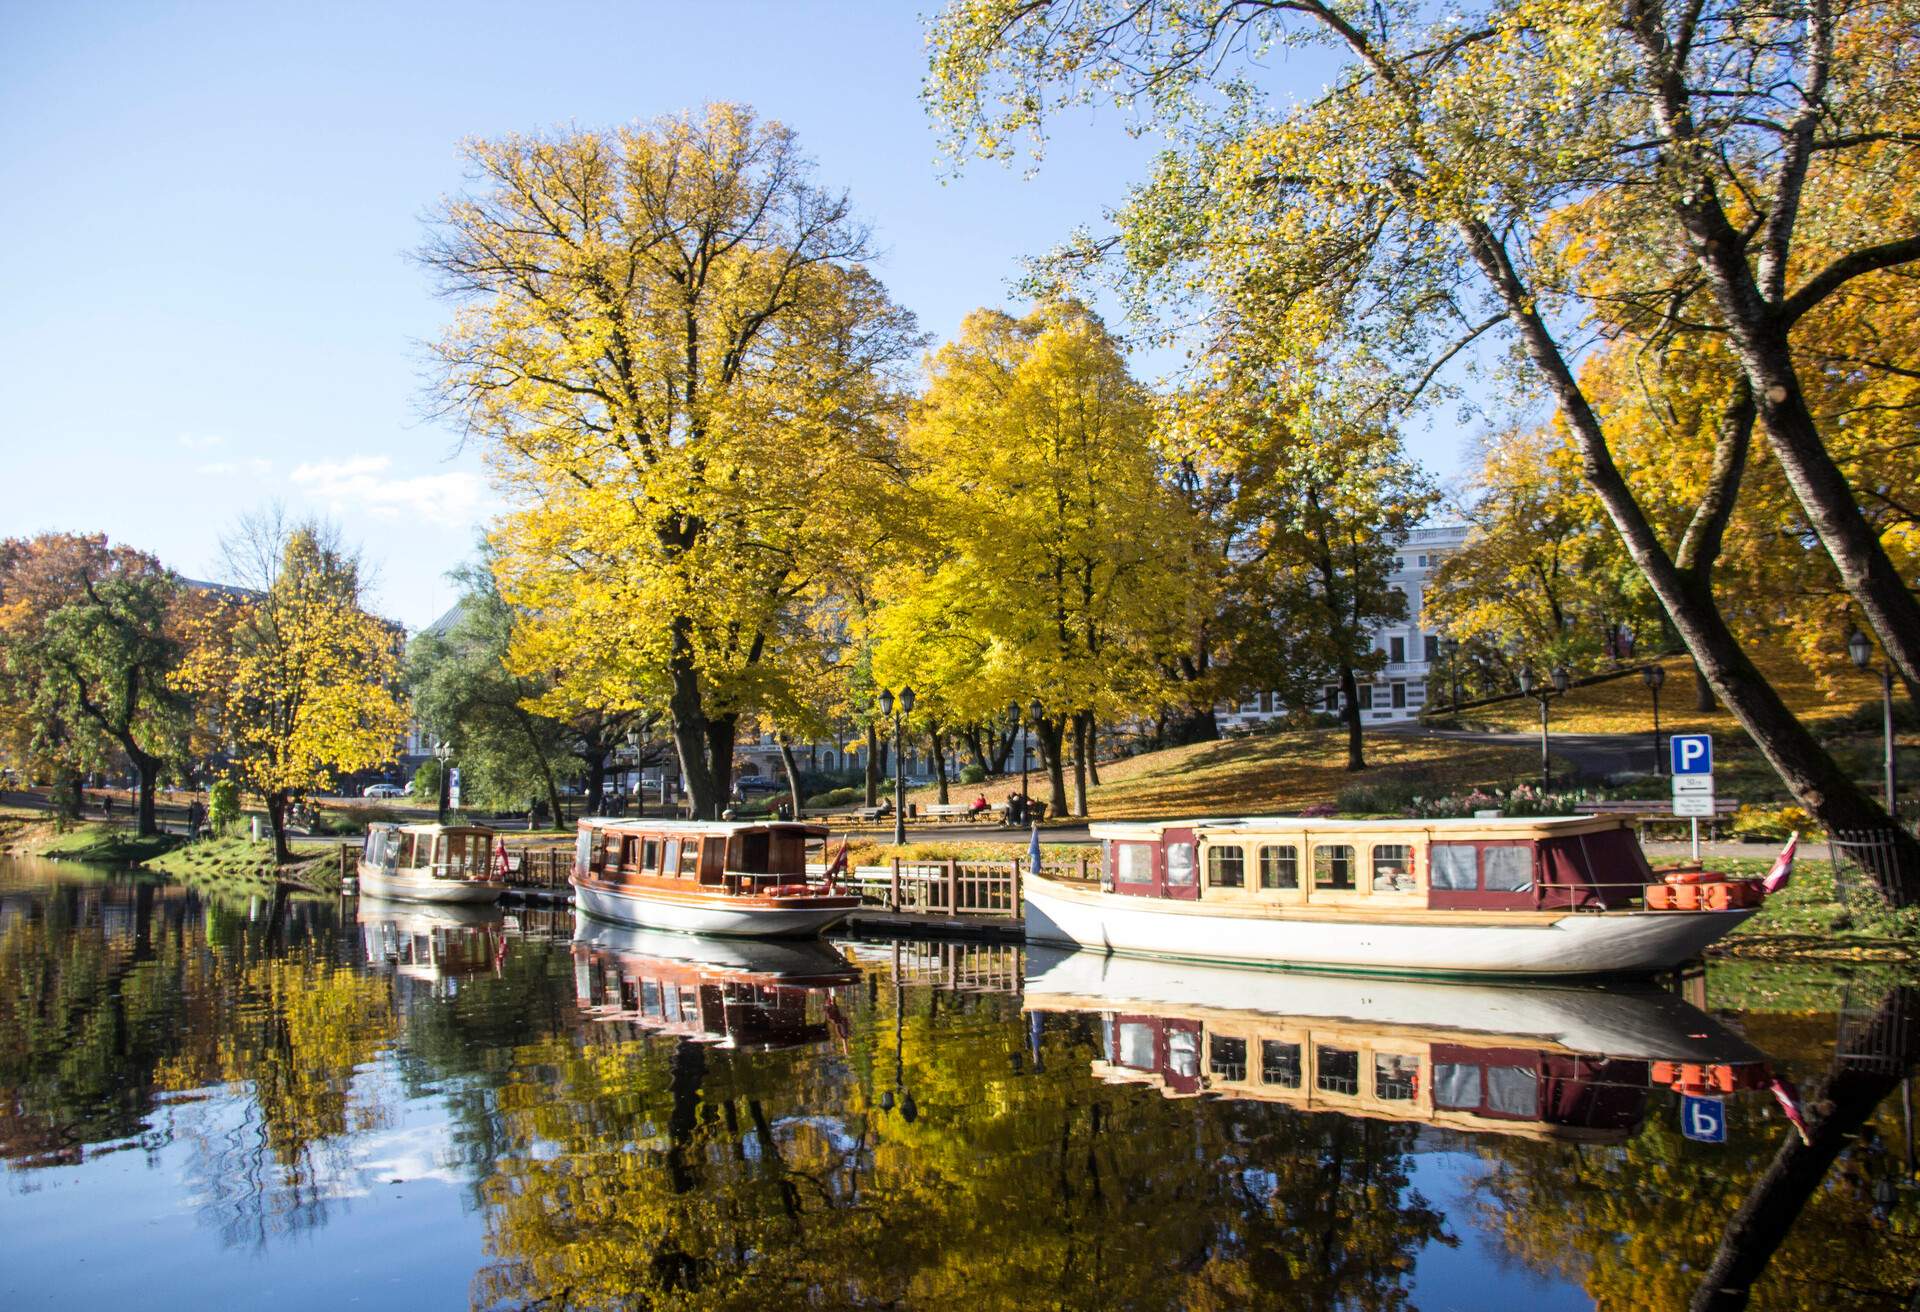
1217 522 1470 732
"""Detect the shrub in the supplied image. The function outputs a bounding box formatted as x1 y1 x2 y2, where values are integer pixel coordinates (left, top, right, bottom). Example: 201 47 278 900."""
208 780 240 835
805 786 861 809
959 763 987 784
411 758 444 799
1731 803 1821 842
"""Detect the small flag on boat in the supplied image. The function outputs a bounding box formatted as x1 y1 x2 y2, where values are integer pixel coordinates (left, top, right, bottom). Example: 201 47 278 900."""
1761 831 1800 895
824 840 850 889
1028 823 1042 876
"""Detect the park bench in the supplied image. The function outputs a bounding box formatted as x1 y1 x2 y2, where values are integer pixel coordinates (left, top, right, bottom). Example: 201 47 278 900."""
921 802 983 822
852 805 890 822
1574 798 1740 841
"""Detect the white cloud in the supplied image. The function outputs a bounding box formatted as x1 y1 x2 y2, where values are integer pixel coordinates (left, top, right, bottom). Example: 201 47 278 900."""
290 453 485 528
177 433 227 451
199 458 273 476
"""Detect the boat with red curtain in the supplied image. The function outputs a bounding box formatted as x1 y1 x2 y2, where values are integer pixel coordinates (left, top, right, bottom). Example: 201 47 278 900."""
1025 815 1766 977
569 817 858 938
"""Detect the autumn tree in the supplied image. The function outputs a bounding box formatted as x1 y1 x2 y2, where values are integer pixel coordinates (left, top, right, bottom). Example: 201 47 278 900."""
870 302 1190 816
0 533 184 834
175 511 408 860
422 105 921 820
925 0 1920 893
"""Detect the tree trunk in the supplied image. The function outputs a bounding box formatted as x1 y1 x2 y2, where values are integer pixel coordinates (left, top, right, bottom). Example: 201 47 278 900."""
1338 663 1368 771
1070 711 1092 817
703 714 736 818
516 710 565 830
930 727 950 804
1457 214 1920 901
864 722 882 806
1035 716 1069 818
961 724 989 777
1161 704 1218 746
667 618 725 820
1692 662 1718 714
128 745 159 837
992 723 1016 774
1086 720 1101 785
778 738 804 818
580 751 606 818
1690 987 1920 1310
266 790 291 863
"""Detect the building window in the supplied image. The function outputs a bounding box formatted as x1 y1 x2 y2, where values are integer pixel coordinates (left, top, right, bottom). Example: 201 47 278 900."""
1325 686 1340 711
1372 843 1415 891
1114 843 1154 885
1206 844 1245 888
1313 844 1355 890
1259 844 1299 889
1390 636 1405 663
1356 685 1374 710
1210 1035 1247 1081
1375 1052 1420 1101
1424 634 1441 662
1262 1040 1302 1088
1391 682 1407 709
1317 1045 1361 1095
1259 690 1273 713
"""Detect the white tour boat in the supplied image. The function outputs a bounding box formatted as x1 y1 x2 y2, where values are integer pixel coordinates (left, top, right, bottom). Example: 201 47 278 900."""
357 823 506 906
570 817 858 938
1025 814 1766 977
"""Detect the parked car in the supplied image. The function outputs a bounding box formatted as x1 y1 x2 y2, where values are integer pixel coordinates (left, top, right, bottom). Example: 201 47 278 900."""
363 783 405 799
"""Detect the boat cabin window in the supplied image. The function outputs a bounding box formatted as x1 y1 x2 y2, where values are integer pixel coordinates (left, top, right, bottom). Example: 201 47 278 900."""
1167 1028 1200 1079
662 839 681 877
1206 845 1245 888
1485 846 1532 892
731 832 772 874
768 830 805 876
1118 1020 1156 1069
576 827 593 874
1313 845 1356 891
641 838 662 872
1261 1040 1302 1088
1371 843 1416 892
1259 845 1298 889
1432 843 1477 890
1430 841 1535 895
1317 1045 1361 1095
1434 1062 1483 1110
398 833 417 867
1374 1052 1420 1101
1209 1036 1247 1081
679 842 701 878
1486 1065 1541 1118
1113 843 1154 885
1166 841 1196 889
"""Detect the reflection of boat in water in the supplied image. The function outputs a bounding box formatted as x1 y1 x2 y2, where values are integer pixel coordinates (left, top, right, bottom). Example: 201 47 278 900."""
571 912 859 1050
357 896 508 985
1025 947 1774 1142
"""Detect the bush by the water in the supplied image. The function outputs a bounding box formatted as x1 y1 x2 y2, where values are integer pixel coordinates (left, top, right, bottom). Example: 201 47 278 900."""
208 780 239 835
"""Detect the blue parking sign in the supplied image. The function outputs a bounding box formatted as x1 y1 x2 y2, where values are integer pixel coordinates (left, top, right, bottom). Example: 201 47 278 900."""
1671 734 1713 776
1681 1094 1727 1143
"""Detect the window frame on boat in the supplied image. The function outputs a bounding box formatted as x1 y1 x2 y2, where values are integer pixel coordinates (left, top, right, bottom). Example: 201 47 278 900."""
1205 844 1246 888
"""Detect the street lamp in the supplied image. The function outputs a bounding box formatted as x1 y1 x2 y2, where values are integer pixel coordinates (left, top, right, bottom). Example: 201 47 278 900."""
1026 699 1043 813
626 728 640 817
1641 664 1666 775
881 686 915 845
1441 636 1461 712
434 740 453 825
1848 627 1899 812
1520 667 1569 789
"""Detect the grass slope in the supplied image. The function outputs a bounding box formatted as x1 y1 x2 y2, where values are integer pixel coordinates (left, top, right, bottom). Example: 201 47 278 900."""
143 834 341 891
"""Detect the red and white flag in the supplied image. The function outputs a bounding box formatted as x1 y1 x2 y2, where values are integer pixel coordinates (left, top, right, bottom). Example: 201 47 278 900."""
1770 1077 1811 1145
823 840 850 890
1761 831 1800 895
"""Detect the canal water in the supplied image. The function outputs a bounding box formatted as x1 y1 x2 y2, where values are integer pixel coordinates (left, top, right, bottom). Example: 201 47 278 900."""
0 856 1914 1310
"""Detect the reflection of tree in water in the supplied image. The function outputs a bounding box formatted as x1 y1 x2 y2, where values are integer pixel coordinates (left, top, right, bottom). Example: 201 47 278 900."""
1468 986 1920 1311
472 986 1453 1310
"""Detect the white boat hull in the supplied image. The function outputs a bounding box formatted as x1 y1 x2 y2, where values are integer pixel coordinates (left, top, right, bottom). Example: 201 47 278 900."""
1023 876 1756 977
571 879 854 938
358 865 505 906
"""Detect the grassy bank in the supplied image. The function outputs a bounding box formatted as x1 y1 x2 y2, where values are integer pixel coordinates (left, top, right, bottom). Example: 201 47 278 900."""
910 726 1543 820
1710 856 1920 959
143 834 341 892
4 819 183 864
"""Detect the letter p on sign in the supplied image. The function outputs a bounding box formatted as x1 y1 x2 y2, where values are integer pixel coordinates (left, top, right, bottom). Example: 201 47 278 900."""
1671 734 1713 776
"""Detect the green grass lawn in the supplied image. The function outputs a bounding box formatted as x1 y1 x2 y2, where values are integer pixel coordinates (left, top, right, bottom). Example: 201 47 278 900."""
143 833 342 891
30 822 181 864
1710 856 1920 957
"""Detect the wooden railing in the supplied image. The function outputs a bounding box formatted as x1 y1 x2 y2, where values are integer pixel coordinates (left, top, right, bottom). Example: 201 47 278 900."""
500 846 574 890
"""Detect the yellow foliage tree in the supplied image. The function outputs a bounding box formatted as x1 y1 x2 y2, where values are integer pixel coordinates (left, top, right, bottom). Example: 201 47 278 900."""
174 512 408 860
420 105 922 819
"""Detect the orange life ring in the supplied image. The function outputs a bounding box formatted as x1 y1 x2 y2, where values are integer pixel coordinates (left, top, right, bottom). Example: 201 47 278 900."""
1663 869 1716 885
766 884 817 898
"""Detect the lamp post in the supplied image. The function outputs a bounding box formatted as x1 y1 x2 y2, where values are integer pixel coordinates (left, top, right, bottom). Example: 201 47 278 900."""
1642 664 1665 775
880 686 915 846
1849 627 1899 813
626 728 640 817
434 740 453 825
1441 636 1461 713
1519 666 1570 789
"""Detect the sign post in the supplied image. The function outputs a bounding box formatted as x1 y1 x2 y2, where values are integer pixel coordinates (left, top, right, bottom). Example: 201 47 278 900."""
448 766 462 813
1670 735 1713 861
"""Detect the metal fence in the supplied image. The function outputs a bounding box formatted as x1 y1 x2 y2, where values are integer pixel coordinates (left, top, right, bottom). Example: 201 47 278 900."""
1827 825 1920 910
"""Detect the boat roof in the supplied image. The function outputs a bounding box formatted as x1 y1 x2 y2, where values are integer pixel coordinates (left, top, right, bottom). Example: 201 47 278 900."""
1088 814 1622 839
577 816 831 838
372 822 497 836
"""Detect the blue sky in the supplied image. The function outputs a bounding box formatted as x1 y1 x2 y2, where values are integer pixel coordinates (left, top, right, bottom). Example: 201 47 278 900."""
1 1 1478 627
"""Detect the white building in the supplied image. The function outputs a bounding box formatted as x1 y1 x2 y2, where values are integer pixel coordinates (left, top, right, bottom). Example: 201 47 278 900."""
1218 522 1470 731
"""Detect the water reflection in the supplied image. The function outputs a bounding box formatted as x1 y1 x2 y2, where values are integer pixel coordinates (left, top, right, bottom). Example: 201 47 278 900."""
1 856 1918 1310
1024 947 1776 1145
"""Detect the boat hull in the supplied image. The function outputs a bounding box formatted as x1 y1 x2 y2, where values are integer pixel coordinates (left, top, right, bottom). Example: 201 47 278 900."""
571 878 856 938
357 864 505 906
1023 875 1755 977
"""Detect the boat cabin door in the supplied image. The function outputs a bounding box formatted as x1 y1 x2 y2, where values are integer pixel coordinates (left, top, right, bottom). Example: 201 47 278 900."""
1160 828 1199 901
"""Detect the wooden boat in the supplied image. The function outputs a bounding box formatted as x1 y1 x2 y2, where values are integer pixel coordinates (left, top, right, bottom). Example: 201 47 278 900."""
569 817 858 938
1025 946 1775 1142
1025 815 1763 977
358 823 506 905
572 911 859 1049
